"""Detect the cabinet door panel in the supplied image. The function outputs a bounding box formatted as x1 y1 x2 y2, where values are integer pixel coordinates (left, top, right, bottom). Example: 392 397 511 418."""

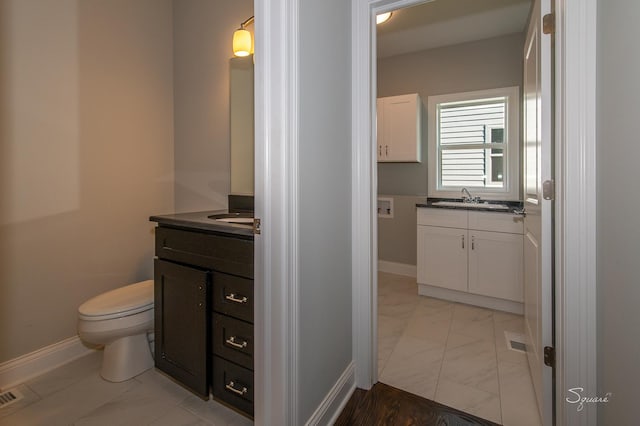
383 95 419 162
468 231 523 301
376 98 384 161
417 225 467 292
154 259 209 398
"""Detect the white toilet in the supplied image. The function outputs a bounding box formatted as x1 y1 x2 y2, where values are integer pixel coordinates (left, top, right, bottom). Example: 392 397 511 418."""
77 280 155 382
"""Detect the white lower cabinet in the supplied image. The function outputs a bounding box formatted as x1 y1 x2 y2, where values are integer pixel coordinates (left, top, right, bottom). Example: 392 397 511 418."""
468 230 523 301
417 208 524 303
417 225 467 292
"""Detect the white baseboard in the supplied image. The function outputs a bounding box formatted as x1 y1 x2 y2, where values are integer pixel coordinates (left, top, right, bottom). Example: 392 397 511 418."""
305 361 355 426
418 284 523 315
377 260 416 278
0 336 95 390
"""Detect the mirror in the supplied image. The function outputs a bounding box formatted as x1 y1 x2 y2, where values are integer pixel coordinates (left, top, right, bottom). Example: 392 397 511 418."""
230 56 254 195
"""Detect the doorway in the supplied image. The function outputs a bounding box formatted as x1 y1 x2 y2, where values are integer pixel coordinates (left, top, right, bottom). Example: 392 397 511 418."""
373 2 541 424
350 0 598 425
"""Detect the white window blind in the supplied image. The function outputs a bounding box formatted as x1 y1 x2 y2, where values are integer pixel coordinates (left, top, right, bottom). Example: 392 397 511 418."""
439 98 506 188
427 87 520 200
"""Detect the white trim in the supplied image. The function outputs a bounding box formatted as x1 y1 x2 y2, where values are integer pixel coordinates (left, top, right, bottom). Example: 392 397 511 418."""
254 0 299 423
377 260 416 278
352 2 599 426
418 284 524 315
555 0 598 425
351 0 377 389
304 362 355 426
0 336 94 390
427 86 521 200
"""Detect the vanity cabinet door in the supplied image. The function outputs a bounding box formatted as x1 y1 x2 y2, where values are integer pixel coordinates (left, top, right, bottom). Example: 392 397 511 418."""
154 259 209 398
417 225 468 292
468 230 523 302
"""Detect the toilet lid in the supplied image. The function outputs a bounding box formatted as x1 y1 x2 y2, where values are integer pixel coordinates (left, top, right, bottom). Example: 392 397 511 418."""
79 280 154 319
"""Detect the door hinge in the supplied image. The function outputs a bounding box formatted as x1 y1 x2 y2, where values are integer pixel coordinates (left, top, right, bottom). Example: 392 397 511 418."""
543 179 555 200
543 13 555 35
253 218 261 235
544 346 556 368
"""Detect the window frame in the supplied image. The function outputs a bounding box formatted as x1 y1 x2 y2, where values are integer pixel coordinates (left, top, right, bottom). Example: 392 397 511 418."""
427 86 520 200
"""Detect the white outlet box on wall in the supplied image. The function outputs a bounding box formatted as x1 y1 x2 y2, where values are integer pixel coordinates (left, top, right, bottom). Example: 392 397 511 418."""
377 197 394 218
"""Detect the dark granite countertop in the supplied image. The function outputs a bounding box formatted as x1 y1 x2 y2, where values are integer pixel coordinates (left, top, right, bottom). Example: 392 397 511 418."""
149 210 254 238
416 198 523 213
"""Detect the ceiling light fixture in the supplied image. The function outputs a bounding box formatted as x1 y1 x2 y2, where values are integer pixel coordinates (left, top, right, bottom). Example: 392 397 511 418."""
233 16 255 57
376 12 392 25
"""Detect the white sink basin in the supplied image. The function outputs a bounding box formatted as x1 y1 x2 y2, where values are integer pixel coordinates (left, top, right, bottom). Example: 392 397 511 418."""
215 217 254 224
431 201 510 211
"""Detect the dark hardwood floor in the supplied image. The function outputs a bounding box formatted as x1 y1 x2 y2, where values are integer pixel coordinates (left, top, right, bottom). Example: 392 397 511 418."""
334 383 501 426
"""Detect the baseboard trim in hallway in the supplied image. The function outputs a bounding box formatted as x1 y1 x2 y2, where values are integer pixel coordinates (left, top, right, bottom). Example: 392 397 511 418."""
334 382 500 426
306 361 355 425
0 337 94 390
377 261 417 277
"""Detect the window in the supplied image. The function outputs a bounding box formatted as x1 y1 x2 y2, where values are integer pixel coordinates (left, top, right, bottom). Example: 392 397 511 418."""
428 87 520 200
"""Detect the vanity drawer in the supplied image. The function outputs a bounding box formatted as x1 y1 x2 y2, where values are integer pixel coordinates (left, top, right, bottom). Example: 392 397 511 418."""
212 272 253 323
155 226 253 278
468 211 524 234
212 313 253 370
417 207 467 228
212 356 254 417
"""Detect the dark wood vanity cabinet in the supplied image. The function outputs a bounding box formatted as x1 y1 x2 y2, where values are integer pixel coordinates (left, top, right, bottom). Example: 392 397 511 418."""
153 224 254 417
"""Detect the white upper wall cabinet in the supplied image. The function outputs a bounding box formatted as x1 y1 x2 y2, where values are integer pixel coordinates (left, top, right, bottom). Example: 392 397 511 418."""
376 93 421 162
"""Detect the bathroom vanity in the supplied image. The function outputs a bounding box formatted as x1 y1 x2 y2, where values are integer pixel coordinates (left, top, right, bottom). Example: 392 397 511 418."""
416 200 525 314
149 211 254 418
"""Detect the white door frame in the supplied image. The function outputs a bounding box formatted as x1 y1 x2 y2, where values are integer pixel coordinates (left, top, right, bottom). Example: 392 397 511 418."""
254 0 299 424
350 1 598 425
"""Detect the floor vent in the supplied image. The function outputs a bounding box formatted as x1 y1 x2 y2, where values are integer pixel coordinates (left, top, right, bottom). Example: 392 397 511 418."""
0 388 23 409
504 331 527 353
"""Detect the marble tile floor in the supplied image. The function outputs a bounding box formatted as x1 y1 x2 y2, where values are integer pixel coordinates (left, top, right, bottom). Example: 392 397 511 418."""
0 351 253 426
377 271 542 426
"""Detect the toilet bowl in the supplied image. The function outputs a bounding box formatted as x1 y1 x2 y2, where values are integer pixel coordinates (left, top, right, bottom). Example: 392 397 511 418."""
78 280 154 382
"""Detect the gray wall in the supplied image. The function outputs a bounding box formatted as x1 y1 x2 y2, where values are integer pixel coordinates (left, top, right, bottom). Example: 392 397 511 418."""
377 32 524 196
378 195 421 265
172 0 253 212
0 0 174 363
597 1 640 423
377 33 523 266
298 0 352 422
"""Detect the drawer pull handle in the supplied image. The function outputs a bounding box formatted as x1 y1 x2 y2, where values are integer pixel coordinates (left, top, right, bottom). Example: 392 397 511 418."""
225 381 248 396
225 293 248 304
226 336 248 349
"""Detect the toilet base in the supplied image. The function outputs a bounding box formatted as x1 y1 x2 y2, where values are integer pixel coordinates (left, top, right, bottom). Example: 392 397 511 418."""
101 333 153 382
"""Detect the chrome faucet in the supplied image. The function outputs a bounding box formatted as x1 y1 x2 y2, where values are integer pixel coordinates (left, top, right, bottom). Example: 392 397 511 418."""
461 187 479 203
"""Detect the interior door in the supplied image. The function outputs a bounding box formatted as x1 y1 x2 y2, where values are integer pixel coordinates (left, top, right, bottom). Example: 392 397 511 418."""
523 0 553 424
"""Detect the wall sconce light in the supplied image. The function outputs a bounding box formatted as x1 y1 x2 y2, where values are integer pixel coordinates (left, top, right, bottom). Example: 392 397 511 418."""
233 16 255 57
